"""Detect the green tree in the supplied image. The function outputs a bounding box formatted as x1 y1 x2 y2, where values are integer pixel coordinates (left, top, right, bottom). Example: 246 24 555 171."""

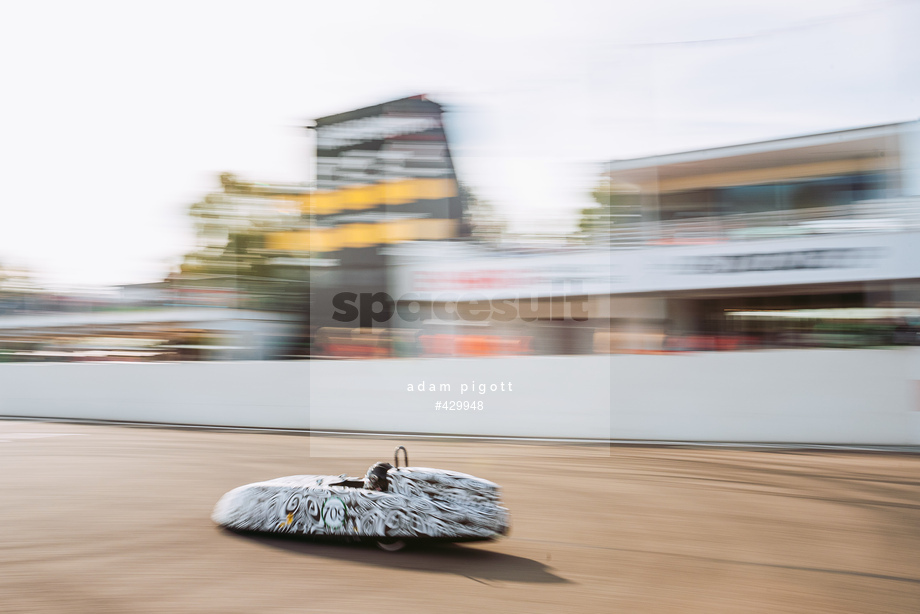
459 182 506 244
577 181 641 242
179 173 295 278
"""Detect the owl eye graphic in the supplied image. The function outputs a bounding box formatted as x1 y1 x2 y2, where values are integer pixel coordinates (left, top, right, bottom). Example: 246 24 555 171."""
285 494 302 514
277 494 303 528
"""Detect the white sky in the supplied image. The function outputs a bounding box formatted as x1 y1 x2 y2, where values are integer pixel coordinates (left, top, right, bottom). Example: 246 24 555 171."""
0 0 917 288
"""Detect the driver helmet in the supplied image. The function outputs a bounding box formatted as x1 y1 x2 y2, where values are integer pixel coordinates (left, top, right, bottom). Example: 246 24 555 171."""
365 462 393 491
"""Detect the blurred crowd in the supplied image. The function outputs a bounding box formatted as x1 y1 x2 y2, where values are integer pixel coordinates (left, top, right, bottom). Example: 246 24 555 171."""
2 274 918 362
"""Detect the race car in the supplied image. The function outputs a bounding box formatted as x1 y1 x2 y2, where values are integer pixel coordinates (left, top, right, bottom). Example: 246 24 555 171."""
212 446 511 551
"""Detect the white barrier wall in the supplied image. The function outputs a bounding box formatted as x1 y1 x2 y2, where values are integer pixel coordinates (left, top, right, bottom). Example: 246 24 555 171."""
1 350 919 444
0 362 309 430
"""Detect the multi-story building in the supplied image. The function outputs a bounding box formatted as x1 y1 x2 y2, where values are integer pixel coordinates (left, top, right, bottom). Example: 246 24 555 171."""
387 119 920 355
265 95 469 344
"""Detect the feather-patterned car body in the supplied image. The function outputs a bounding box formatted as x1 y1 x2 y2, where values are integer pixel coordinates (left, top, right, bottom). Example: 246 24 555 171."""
212 460 511 548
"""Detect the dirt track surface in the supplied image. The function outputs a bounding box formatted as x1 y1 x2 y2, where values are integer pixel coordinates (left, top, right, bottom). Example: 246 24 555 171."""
0 421 918 613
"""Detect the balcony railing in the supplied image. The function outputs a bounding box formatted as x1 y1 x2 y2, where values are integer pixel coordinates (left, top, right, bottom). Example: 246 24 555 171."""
604 198 920 248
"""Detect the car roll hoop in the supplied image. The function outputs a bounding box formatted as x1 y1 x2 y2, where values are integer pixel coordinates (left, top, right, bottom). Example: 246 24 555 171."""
394 446 409 468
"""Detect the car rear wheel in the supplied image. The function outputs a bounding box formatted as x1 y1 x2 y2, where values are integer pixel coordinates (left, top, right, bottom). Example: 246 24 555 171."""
376 539 406 552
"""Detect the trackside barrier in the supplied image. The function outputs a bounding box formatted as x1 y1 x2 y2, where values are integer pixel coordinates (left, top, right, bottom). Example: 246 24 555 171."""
1 350 919 444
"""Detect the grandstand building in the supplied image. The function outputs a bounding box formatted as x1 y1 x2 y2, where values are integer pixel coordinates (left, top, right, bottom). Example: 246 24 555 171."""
388 119 920 355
